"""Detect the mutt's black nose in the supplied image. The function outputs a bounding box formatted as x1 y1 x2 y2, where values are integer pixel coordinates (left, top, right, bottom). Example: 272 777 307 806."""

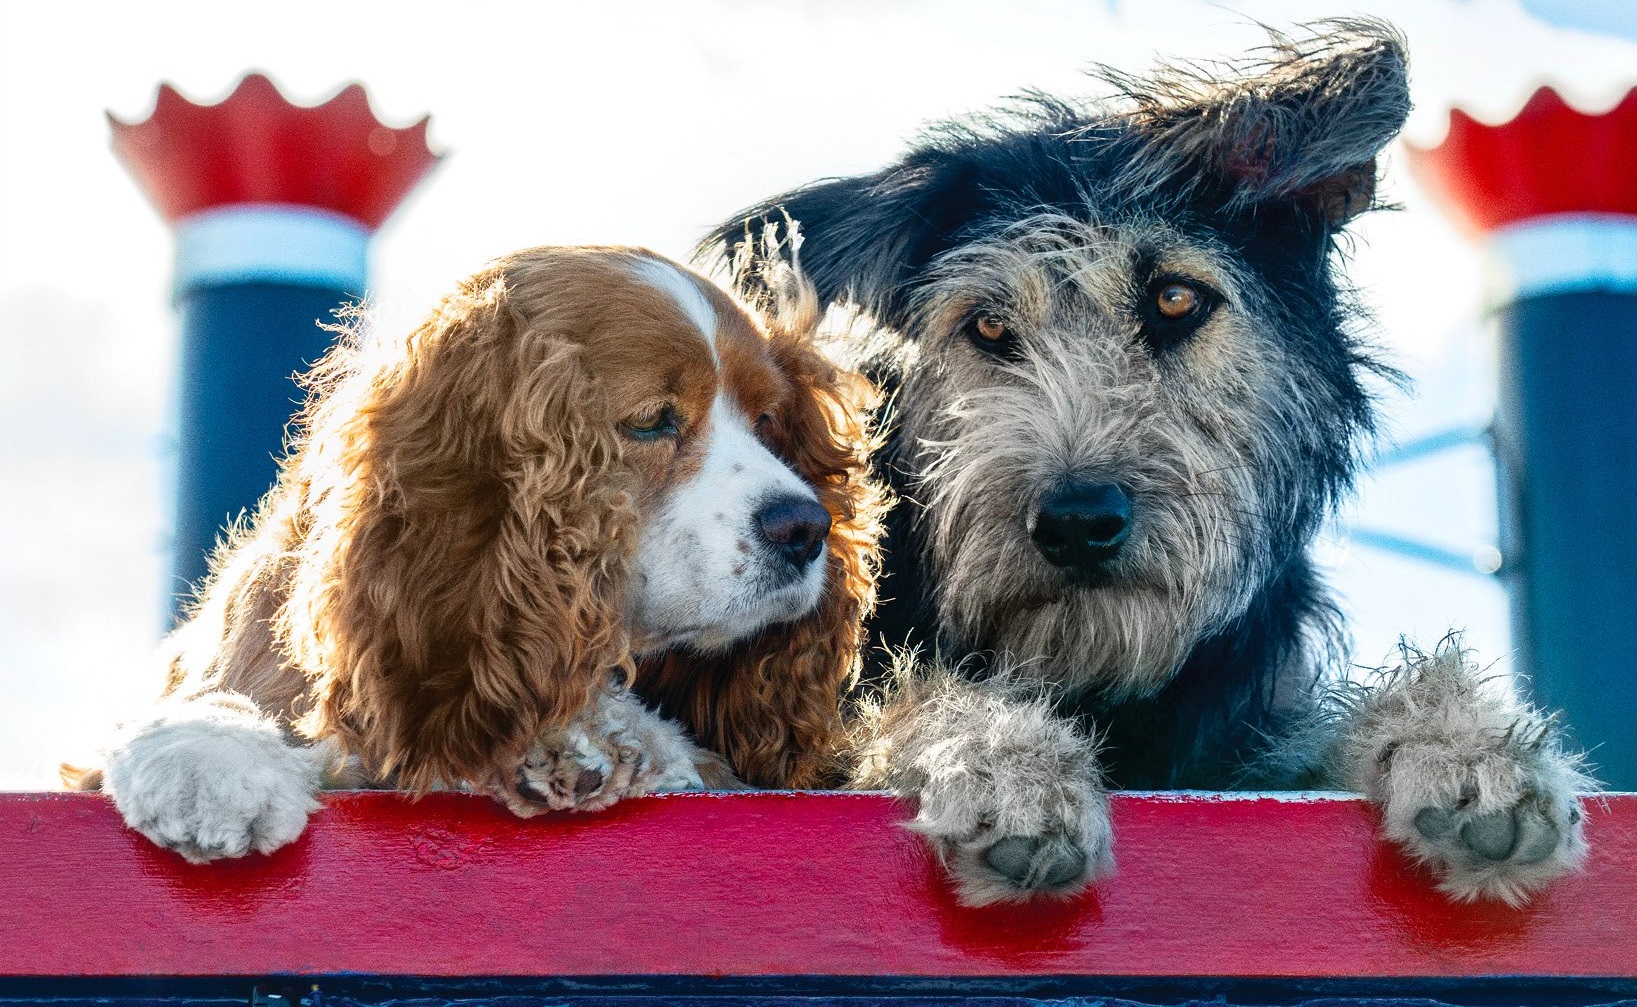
755 495 831 569
1031 482 1132 570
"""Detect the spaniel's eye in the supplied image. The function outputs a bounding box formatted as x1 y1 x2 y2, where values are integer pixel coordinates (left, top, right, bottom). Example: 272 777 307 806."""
963 311 1017 358
1140 277 1217 351
622 404 680 440
755 412 776 440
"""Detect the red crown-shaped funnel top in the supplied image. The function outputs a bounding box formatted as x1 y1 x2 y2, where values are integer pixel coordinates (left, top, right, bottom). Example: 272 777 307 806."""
110 73 441 230
1407 85 1637 236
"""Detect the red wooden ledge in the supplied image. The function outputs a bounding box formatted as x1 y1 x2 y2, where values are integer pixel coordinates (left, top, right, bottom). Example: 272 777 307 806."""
1 791 1632 979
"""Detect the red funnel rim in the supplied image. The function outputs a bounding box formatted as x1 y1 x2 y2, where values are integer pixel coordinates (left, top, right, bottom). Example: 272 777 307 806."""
109 72 442 230
1405 84 1637 235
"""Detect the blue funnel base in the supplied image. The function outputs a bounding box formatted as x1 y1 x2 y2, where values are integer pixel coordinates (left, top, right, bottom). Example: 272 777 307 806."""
171 282 351 613
1495 289 1637 789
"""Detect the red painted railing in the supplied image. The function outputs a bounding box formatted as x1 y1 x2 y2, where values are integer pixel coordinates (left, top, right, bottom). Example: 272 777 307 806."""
1 791 1633 980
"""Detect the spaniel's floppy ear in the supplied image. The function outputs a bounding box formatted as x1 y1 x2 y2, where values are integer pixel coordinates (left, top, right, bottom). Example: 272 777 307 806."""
283 268 638 792
640 259 884 788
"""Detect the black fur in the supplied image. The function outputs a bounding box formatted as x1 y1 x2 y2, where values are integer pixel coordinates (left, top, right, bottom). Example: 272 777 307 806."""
703 21 1408 790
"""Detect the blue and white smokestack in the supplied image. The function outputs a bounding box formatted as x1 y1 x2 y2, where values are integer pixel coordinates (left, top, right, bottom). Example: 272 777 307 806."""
109 74 440 612
1411 86 1637 787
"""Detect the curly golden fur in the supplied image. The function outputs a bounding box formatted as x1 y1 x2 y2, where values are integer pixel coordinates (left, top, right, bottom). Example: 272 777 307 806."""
67 246 881 830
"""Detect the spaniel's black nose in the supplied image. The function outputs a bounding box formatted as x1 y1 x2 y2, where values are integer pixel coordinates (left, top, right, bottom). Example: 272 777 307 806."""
755 495 831 569
1031 482 1132 572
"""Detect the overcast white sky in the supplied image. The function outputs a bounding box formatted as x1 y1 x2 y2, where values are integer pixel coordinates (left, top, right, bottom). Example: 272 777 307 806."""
2 0 1634 788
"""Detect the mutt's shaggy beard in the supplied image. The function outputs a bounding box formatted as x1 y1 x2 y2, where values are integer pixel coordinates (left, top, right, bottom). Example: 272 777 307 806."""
898 217 1329 698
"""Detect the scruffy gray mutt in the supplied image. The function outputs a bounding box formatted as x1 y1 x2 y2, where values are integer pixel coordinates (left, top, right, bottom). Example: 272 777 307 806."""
709 21 1591 907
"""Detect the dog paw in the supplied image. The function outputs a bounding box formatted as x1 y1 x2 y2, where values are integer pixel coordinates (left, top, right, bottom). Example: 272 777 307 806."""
101 701 324 863
508 689 706 815
1376 734 1588 906
908 711 1112 906
1347 641 1592 905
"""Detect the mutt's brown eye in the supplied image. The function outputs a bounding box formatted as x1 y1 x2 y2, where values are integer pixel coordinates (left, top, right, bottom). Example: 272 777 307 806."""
1140 277 1217 352
964 311 1018 359
1156 282 1201 319
974 315 1007 342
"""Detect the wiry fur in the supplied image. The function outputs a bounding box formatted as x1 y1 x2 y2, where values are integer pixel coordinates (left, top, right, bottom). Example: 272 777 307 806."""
707 21 1591 905
899 215 1343 698
1319 638 1590 905
1101 18 1412 217
69 246 882 860
850 656 1111 906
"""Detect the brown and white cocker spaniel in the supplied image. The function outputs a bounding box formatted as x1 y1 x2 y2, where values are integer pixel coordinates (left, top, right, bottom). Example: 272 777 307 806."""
66 246 880 863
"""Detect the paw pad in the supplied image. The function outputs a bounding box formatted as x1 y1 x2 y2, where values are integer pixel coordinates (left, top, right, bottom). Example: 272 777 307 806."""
572 767 604 799
1414 797 1570 867
983 835 1088 889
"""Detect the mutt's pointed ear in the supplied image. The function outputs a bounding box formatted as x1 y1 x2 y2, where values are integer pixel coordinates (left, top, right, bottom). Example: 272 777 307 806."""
1118 19 1410 227
701 157 982 330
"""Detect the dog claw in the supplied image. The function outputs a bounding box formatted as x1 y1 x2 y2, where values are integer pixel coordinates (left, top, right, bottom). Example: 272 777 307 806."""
983 836 1037 882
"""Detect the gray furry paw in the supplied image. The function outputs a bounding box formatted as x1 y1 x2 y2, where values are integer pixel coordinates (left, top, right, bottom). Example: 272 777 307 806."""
904 699 1112 906
1344 640 1591 906
506 688 706 816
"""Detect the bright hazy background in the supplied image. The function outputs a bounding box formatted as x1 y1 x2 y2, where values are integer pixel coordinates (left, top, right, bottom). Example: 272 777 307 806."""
3 0 1634 787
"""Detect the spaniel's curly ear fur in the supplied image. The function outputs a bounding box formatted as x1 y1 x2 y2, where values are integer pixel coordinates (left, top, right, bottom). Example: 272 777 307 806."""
282 269 639 792
638 269 884 789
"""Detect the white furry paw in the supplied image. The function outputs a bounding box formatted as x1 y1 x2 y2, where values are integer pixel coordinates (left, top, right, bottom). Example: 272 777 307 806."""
507 688 706 816
908 702 1112 906
1347 641 1591 906
101 697 324 864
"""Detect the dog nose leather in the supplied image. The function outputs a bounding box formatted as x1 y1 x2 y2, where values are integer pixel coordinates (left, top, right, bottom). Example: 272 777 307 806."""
755 495 831 569
1031 482 1132 571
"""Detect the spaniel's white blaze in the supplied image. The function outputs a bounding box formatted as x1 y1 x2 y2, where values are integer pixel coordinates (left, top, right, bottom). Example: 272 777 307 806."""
632 395 826 654
631 256 718 361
